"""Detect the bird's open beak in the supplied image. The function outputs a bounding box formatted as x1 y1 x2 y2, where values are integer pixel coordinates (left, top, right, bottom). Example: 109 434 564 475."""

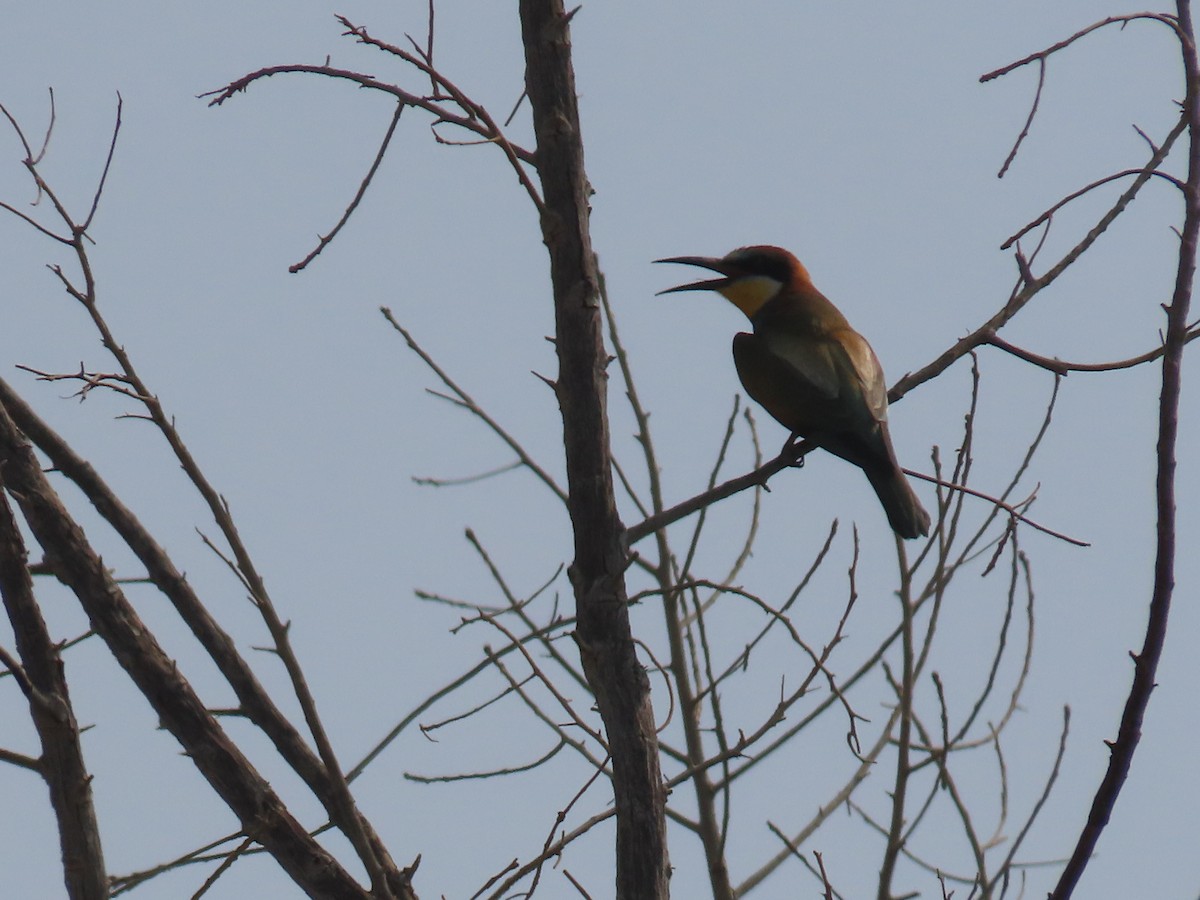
653 256 733 295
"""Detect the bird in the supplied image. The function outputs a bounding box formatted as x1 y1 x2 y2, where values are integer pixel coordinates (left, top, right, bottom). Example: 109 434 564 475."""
655 245 931 539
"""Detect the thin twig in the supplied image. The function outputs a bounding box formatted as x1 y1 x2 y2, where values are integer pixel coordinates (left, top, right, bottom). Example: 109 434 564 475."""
997 57 1045 178
979 14 1183 83
986 329 1200 374
1001 166 1186 250
81 93 122 233
381 307 567 503
290 102 405 273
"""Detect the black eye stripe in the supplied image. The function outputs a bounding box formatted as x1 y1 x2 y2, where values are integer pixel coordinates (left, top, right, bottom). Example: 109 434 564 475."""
728 250 791 282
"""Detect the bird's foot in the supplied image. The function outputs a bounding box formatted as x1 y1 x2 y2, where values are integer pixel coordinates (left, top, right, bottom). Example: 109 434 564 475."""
783 432 806 467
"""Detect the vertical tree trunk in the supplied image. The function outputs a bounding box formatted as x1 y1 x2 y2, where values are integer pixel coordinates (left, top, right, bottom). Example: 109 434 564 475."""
517 2 670 897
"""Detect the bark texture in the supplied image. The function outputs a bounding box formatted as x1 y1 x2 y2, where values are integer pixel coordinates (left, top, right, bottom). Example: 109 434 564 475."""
518 2 670 896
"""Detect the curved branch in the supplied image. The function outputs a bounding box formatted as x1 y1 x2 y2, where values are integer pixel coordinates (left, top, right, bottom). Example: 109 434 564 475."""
203 63 534 164
986 328 1200 375
336 15 545 213
1002 166 1186 250
891 113 1186 402
290 102 405 273
1050 1 1199 894
980 13 1184 83
997 57 1045 178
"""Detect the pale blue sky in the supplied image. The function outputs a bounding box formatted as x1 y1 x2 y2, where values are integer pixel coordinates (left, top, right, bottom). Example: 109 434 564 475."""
1 3 1196 898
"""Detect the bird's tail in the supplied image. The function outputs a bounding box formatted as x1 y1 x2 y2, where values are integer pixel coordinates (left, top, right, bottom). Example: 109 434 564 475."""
865 463 931 540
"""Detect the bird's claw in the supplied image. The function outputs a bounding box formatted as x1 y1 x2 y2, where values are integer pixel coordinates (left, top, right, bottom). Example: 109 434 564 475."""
783 432 806 467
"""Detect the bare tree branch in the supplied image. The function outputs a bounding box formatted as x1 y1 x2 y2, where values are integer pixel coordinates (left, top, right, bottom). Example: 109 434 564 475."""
0 488 106 900
1050 2 1198 894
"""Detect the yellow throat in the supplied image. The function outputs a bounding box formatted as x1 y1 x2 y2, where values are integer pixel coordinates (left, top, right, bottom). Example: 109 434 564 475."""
718 274 783 319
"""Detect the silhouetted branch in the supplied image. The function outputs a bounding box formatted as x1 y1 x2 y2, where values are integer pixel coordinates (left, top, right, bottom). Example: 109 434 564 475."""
290 102 405 273
0 491 107 899
1051 1 1198 894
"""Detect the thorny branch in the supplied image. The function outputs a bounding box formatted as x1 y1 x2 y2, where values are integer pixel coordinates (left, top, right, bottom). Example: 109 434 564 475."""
1050 0 1198 894
1 4 1193 899
202 13 543 218
0 97 411 899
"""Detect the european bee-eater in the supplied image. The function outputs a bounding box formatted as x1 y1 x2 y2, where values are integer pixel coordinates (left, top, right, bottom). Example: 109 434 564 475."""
656 245 931 539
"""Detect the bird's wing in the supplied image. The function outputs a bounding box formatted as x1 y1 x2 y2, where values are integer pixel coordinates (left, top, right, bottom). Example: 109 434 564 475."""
755 328 842 401
734 330 853 438
827 327 889 425
756 326 887 421
735 328 899 471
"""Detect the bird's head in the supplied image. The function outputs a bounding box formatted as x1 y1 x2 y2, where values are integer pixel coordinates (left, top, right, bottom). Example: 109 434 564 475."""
655 245 811 319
